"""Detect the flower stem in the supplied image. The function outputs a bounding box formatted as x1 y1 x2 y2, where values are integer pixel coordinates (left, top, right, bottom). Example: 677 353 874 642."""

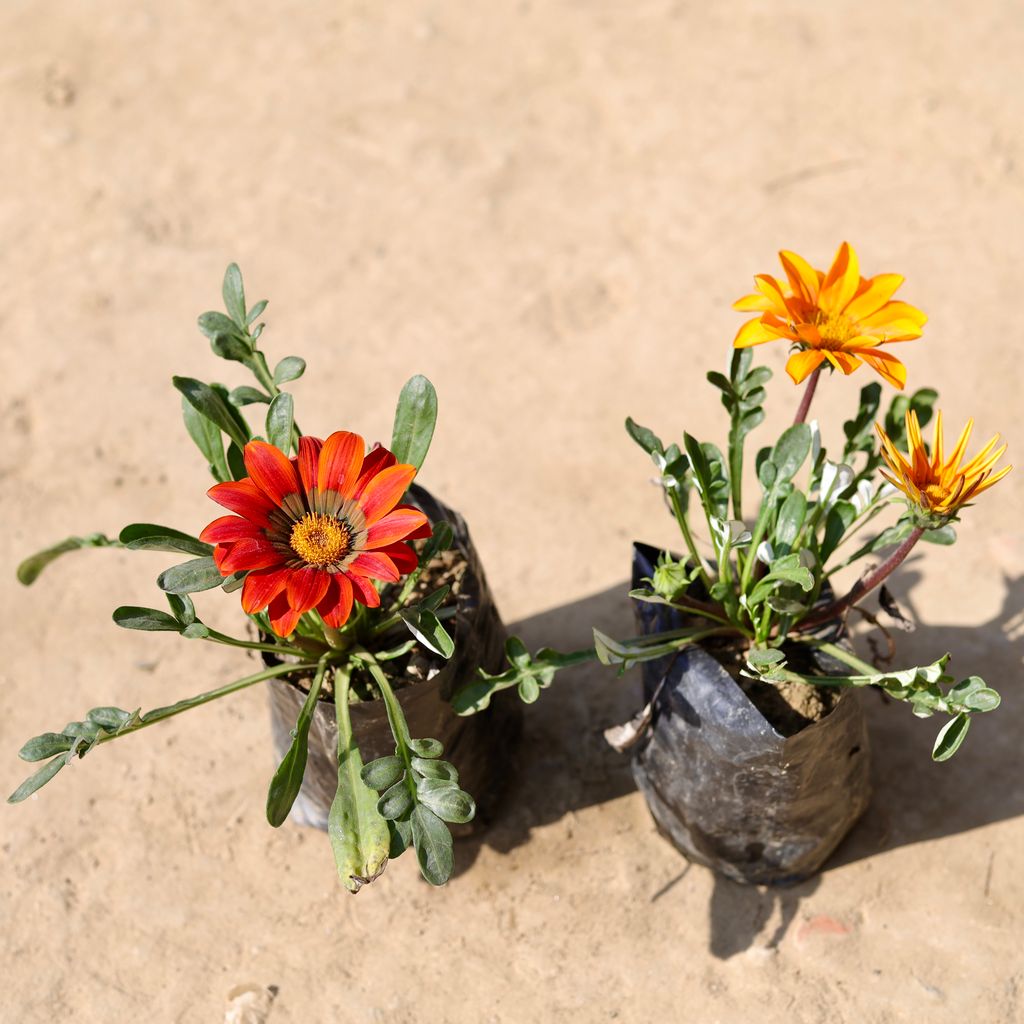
95 661 321 747
798 526 924 630
793 367 821 425
668 490 713 590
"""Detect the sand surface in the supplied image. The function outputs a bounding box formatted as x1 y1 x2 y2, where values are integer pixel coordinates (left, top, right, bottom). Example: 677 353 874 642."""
2 2 1023 1021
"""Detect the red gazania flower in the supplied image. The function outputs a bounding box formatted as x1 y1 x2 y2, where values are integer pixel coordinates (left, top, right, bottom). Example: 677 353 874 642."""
200 433 431 636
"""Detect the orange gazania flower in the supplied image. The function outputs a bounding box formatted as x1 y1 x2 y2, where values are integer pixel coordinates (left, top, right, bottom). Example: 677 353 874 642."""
733 242 927 388
201 433 430 636
876 410 1011 520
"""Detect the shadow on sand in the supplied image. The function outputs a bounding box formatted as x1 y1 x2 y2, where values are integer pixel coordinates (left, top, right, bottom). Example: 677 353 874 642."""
455 556 1024 959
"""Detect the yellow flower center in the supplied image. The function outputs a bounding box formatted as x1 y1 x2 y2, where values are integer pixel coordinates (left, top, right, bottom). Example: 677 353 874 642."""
290 513 353 567
814 311 855 348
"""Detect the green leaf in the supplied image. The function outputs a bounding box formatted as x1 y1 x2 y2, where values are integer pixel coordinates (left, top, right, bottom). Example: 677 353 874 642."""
246 299 268 325
197 311 240 340
411 804 454 886
174 377 251 452
222 263 247 327
625 417 664 456
18 733 73 762
273 356 306 385
770 424 812 484
922 524 956 546
948 676 1001 712
399 606 454 659
932 712 971 762
409 737 444 758
774 491 807 554
7 755 68 804
391 375 438 472
180 622 210 639
16 533 117 585
229 386 270 407
182 395 230 481
157 556 225 595
118 524 213 557
747 648 786 669
411 757 458 781
266 665 327 827
360 756 405 791
265 393 294 454
113 606 183 632
166 592 196 625
328 671 390 892
377 780 415 821
821 500 857 563
418 783 475 824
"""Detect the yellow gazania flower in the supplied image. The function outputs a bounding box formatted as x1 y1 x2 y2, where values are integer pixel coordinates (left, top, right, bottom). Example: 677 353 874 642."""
875 410 1011 520
733 242 927 389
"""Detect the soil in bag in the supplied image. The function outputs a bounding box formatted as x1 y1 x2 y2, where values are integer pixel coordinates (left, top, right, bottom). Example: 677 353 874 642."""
265 485 521 833
629 542 871 885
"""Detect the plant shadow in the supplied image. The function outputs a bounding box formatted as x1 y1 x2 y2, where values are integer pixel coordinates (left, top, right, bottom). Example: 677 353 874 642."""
454 562 1024 959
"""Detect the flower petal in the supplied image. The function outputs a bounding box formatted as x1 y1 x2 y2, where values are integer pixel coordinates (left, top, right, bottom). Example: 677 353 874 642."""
733 316 785 348
785 349 827 384
358 464 417 525
857 300 927 337
244 440 302 506
200 515 266 544
346 571 381 608
818 242 860 314
318 573 354 627
318 431 365 498
778 250 821 303
859 349 907 389
823 349 862 375
286 567 331 614
347 550 400 583
207 479 275 527
844 273 905 322
267 592 302 637
297 435 324 494
241 567 290 613
365 507 429 549
352 446 398 500
218 537 284 573
379 541 419 575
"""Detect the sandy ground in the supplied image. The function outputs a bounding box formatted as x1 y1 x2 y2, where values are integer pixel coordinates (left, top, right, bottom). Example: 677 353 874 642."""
2 2 1023 1021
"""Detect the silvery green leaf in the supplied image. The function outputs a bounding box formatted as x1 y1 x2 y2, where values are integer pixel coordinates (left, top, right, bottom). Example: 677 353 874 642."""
273 356 306 385
157 557 224 595
408 737 444 759
390 375 437 472
360 756 405 791
411 805 454 885
932 713 970 762
265 393 294 453
16 533 119 586
418 784 475 825
221 263 247 327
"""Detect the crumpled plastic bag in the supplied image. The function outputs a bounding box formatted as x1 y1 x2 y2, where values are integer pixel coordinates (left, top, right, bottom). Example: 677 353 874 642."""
629 542 871 885
266 485 519 833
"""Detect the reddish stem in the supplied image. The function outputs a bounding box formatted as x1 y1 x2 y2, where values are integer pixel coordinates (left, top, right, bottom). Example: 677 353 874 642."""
793 367 821 425
798 526 924 631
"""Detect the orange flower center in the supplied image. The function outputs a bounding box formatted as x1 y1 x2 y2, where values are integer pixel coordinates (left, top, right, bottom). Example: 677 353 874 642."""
290 512 352 567
813 311 855 348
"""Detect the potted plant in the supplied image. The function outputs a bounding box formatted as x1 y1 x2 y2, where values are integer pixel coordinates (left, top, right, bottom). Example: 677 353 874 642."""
9 265 517 891
454 242 1010 884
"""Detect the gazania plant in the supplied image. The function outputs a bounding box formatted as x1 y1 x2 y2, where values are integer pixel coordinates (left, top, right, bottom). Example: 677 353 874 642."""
11 266 482 890
457 242 1010 762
